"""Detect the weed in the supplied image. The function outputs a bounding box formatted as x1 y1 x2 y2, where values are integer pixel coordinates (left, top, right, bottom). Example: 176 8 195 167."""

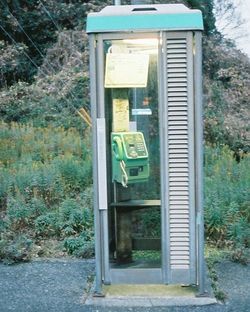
205 246 228 302
35 212 60 237
214 289 227 302
63 233 94 257
230 247 248 265
0 235 33 264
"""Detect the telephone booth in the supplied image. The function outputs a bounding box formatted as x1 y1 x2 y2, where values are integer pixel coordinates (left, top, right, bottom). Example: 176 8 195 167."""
86 4 204 295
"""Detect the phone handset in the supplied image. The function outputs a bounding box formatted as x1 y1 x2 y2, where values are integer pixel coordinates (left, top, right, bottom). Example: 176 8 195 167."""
112 136 123 160
112 136 128 187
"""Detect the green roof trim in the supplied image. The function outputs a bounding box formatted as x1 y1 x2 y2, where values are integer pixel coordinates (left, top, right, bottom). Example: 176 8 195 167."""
87 13 203 33
86 5 203 34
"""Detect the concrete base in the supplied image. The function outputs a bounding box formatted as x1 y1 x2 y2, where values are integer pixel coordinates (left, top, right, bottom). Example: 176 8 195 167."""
85 284 217 307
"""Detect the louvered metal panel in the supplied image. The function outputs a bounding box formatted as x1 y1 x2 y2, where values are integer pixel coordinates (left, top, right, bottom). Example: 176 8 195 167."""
165 34 195 281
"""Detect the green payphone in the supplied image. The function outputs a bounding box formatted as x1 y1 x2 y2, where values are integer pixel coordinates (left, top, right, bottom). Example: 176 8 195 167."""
111 132 149 187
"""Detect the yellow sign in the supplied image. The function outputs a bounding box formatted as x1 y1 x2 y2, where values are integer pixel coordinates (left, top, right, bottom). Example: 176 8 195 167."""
105 53 149 88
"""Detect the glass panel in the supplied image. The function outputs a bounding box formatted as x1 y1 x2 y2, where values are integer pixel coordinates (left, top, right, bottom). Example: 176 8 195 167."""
104 38 160 200
128 52 160 200
104 38 161 269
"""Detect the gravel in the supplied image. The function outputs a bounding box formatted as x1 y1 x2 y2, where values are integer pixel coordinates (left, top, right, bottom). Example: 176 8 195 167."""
0 258 249 312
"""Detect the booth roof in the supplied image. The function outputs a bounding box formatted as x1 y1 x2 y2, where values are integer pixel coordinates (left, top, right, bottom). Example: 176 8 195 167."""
86 4 204 33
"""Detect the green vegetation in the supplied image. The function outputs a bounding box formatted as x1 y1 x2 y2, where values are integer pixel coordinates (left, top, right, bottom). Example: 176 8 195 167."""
0 122 93 263
203 146 249 299
205 145 250 250
205 247 229 301
0 123 248 263
0 0 249 267
0 0 109 87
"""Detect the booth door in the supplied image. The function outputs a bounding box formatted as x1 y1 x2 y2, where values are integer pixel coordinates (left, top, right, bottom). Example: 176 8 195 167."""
103 37 162 284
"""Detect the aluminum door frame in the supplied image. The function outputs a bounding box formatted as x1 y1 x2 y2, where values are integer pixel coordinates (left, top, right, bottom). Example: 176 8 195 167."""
90 31 165 287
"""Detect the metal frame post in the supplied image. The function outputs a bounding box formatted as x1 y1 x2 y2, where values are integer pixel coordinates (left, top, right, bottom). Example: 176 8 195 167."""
159 31 170 284
89 34 103 295
186 31 197 284
194 31 205 295
96 36 111 285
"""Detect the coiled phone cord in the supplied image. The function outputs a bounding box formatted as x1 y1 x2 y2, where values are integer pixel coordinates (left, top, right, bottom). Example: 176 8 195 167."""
120 160 128 188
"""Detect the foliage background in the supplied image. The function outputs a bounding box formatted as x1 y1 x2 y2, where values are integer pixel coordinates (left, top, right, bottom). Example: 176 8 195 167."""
0 0 249 262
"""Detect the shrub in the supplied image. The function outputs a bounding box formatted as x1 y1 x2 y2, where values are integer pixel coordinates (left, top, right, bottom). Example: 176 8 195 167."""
133 208 161 238
6 195 48 229
34 194 94 242
58 197 93 237
6 196 33 230
63 232 94 257
0 122 91 164
59 197 94 256
35 212 60 238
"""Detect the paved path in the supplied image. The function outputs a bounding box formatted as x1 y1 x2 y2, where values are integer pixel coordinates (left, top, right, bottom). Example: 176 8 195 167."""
0 258 249 312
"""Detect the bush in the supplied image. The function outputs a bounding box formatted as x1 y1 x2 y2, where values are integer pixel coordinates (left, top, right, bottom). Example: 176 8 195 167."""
60 196 93 235
59 196 94 256
0 122 91 164
35 212 60 238
6 196 33 230
35 196 94 243
58 198 93 235
63 232 94 257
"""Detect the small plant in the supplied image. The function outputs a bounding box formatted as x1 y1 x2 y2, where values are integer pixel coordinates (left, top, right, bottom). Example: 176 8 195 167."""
230 247 248 265
205 246 228 302
63 229 94 257
6 196 48 231
214 289 227 302
58 197 93 236
35 212 60 237
6 196 33 230
0 235 33 264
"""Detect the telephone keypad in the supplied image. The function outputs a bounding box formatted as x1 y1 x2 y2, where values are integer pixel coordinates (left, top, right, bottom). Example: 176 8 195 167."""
123 133 147 158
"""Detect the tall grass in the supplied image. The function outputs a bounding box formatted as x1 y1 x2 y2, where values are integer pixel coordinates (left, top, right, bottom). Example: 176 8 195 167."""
0 122 93 262
205 145 249 248
0 122 249 263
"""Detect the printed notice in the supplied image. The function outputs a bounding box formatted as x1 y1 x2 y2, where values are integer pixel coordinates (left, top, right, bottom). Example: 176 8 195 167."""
112 98 129 132
105 53 149 88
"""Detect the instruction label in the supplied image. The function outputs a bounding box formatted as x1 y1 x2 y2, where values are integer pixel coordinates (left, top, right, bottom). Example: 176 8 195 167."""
105 53 149 88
